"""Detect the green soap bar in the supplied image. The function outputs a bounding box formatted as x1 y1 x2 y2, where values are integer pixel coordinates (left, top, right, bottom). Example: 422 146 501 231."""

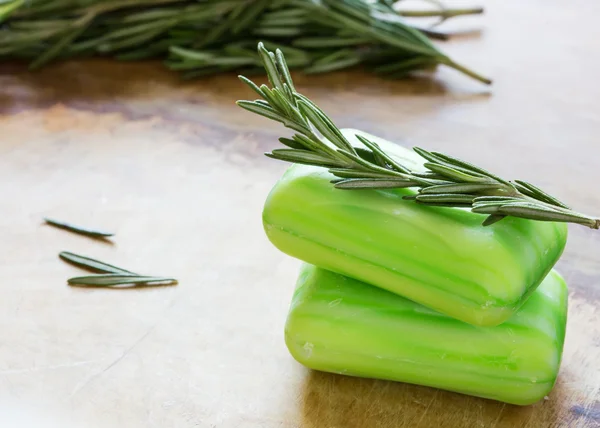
264 129 568 326
285 264 568 405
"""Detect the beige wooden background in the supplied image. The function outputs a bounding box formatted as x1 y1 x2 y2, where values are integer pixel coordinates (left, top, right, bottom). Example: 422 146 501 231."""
0 0 599 427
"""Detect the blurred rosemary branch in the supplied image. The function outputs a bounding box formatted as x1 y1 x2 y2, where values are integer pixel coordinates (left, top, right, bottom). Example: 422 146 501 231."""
0 0 490 84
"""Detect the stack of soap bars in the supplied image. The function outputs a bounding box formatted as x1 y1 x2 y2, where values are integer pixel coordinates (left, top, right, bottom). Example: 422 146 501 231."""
262 129 569 405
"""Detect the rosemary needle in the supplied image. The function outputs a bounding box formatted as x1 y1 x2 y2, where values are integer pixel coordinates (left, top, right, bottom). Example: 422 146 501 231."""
68 274 178 287
237 43 599 229
44 218 114 238
59 251 134 274
59 251 177 287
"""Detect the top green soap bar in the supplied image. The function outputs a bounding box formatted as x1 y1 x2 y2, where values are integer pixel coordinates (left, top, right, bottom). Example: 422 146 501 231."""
263 129 568 326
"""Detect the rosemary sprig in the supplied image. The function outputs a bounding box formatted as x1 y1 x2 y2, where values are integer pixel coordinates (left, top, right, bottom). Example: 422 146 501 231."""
237 43 599 229
0 0 490 84
59 251 177 286
44 218 114 238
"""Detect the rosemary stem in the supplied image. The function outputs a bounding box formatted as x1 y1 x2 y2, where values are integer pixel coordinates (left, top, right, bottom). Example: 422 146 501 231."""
441 57 492 85
398 8 484 18
567 216 600 229
558 209 600 229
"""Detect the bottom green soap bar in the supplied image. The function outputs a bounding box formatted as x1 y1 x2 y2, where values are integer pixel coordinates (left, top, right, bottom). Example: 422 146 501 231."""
285 265 568 405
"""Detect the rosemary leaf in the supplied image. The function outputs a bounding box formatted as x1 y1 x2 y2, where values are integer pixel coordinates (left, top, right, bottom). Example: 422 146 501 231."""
282 82 295 105
304 56 361 74
237 100 290 125
374 56 433 74
414 147 490 179
513 180 570 209
482 214 507 226
261 86 291 117
0 0 25 23
356 135 411 174
44 218 114 238
471 204 503 214
494 204 594 225
354 147 378 164
68 274 177 287
431 151 512 186
337 149 405 176
59 251 135 274
279 137 307 150
420 183 504 194
169 46 214 61
293 36 370 48
267 149 343 168
237 100 310 135
297 100 349 151
474 196 521 203
415 194 475 204
30 25 88 70
258 42 284 90
295 95 355 154
291 134 337 156
276 49 295 93
238 75 264 98
412 146 446 164
423 163 490 184
334 178 418 189
329 168 394 179
231 0 270 34
411 172 446 180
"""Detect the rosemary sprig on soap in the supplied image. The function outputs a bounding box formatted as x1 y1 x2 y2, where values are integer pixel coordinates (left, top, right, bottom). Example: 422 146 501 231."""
45 218 114 238
0 0 489 84
59 251 133 274
59 251 177 287
237 43 599 229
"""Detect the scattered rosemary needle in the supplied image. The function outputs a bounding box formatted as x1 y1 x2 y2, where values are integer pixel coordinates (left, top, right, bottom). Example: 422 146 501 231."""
0 0 490 84
237 43 599 229
44 218 114 238
59 251 177 287
68 274 178 287
59 251 134 274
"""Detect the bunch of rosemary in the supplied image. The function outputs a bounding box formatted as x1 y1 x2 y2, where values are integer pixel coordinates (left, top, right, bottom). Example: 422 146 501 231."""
0 0 490 83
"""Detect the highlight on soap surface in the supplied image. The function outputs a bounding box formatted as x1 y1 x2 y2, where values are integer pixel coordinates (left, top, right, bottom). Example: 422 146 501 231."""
285 264 568 405
264 129 568 327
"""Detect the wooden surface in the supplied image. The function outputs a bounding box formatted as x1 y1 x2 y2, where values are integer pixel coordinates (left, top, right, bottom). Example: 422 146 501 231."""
1 1 600 427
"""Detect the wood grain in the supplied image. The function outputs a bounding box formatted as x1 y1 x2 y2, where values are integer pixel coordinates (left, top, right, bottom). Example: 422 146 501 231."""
0 1 599 426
